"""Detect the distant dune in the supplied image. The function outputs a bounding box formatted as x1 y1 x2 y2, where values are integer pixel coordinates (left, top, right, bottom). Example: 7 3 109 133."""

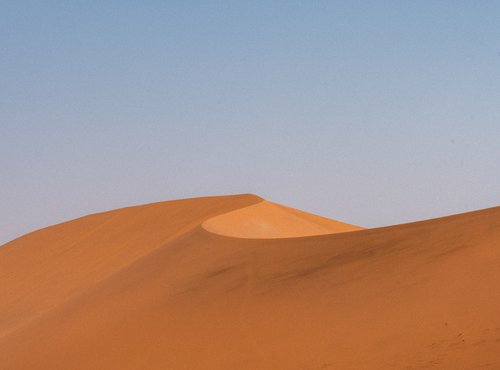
1 194 499 369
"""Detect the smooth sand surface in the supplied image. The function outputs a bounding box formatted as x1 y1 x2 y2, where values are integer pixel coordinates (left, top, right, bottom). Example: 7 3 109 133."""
1 194 499 369
202 200 362 238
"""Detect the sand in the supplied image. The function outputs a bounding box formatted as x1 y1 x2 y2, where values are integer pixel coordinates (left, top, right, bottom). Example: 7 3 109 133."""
0 194 499 369
202 200 362 238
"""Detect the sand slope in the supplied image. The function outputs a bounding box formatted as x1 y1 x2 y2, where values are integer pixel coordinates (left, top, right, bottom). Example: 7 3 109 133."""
202 200 362 238
0 194 499 369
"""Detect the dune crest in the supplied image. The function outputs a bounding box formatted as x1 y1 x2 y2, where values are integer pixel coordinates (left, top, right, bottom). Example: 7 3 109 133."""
202 200 362 238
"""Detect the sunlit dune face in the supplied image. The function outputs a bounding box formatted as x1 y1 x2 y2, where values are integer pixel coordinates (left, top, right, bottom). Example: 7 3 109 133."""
202 200 362 239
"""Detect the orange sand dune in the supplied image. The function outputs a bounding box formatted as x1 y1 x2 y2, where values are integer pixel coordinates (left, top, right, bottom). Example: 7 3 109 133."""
1 194 500 369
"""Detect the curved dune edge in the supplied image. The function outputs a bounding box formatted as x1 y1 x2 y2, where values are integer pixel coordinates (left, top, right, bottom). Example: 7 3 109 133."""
202 200 363 239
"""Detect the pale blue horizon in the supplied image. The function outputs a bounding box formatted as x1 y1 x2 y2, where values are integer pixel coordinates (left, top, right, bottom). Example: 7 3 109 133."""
1 1 499 245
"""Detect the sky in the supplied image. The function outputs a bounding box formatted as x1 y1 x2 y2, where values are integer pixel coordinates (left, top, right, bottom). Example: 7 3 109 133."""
1 1 499 245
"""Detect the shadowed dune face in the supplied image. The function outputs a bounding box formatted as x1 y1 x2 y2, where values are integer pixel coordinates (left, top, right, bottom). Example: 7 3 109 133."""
0 194 262 338
202 200 362 238
0 194 500 369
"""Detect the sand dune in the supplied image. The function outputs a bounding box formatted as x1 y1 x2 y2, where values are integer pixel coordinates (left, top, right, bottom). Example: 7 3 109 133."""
1 194 499 369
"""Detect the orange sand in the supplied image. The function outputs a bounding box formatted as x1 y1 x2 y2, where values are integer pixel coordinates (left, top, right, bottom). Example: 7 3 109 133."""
202 200 362 238
0 194 499 369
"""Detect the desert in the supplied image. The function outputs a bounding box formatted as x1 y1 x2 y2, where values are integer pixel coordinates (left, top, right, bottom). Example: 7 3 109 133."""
2 3 499 368
1 194 499 369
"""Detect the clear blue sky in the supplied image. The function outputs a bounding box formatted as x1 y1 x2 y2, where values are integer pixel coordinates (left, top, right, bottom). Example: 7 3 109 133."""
1 1 499 244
